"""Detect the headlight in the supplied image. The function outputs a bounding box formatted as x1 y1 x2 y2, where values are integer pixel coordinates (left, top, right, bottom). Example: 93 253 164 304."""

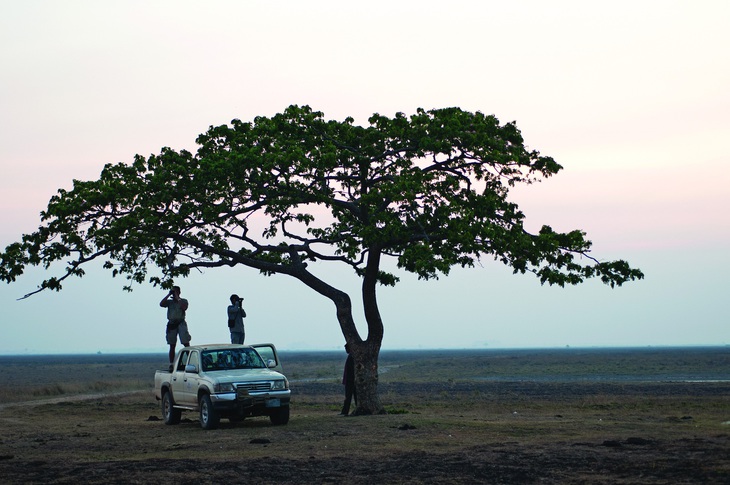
214 383 235 393
271 379 289 390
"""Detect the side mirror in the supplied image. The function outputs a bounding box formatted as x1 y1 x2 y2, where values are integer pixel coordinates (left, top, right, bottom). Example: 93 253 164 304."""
267 359 276 368
185 364 198 373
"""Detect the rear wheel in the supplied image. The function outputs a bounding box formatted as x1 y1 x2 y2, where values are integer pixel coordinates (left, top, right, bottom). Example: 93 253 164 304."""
270 406 290 425
161 391 181 425
199 394 220 430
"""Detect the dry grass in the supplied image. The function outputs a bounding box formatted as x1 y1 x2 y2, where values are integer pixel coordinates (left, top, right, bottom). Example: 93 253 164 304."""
0 348 728 483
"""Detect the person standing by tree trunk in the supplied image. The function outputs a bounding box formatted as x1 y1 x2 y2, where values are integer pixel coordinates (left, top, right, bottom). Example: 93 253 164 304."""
340 343 356 415
227 294 246 344
159 286 190 364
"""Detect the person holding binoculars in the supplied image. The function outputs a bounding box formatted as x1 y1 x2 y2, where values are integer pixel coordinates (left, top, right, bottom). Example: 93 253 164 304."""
227 294 247 344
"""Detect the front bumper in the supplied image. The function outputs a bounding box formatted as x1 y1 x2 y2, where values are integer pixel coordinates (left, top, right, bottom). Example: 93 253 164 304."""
210 390 290 413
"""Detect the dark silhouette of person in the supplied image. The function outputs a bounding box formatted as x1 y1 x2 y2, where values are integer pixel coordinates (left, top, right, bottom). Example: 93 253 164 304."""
340 343 357 415
227 294 247 344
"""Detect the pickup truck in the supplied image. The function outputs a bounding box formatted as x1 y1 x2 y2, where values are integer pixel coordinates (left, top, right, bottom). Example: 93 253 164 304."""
154 343 291 430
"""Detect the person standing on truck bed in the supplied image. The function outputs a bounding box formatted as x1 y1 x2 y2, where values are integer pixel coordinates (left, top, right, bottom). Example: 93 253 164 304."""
160 285 191 363
227 294 247 344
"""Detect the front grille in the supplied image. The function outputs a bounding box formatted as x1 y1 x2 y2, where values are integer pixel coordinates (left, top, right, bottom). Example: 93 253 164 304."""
236 382 271 397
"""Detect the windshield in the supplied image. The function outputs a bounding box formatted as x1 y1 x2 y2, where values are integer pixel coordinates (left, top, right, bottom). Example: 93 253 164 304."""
201 348 266 371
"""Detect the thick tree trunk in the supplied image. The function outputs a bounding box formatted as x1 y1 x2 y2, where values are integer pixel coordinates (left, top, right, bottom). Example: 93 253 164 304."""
350 340 384 415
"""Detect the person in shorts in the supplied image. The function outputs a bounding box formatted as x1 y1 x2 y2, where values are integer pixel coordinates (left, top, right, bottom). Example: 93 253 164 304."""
160 286 191 363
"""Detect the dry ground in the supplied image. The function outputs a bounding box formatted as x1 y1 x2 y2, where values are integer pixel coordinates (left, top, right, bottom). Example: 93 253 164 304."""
0 349 728 483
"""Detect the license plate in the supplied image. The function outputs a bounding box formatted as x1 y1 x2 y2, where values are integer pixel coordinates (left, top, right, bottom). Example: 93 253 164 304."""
265 398 281 408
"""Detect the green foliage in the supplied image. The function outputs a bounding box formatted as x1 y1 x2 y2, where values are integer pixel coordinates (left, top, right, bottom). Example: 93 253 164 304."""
0 105 643 299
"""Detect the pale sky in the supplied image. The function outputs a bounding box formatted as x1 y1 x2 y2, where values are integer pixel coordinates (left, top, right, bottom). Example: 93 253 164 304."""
1 1 728 354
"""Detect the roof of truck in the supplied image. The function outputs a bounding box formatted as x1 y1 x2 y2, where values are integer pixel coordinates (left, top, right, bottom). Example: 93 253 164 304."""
181 343 275 351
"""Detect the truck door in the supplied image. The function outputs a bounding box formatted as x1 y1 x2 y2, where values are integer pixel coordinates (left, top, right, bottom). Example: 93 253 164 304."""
171 350 193 405
251 343 283 373
182 350 202 405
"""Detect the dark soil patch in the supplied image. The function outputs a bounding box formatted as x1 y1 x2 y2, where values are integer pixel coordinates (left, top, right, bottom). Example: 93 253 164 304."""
2 435 729 484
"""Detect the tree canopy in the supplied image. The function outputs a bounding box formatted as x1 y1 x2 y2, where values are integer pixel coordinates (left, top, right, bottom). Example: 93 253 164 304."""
0 105 643 414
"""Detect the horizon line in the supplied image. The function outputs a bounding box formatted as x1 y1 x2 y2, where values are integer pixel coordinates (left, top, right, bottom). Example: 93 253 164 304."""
0 343 727 357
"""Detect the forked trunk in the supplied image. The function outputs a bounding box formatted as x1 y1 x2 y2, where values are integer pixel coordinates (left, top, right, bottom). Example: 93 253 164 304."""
350 245 386 415
291 258 386 415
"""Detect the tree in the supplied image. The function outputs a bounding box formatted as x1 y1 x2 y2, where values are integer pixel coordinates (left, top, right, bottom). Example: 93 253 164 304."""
0 105 643 414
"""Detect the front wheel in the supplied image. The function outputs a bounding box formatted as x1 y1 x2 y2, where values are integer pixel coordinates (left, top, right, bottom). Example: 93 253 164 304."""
161 391 181 425
270 406 290 425
199 394 220 430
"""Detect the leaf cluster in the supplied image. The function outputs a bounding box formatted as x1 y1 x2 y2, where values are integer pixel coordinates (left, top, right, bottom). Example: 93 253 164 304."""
0 105 643 298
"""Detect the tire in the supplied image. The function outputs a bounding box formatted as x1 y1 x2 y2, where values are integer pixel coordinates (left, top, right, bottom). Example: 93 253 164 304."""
199 394 220 430
161 390 181 425
269 406 290 426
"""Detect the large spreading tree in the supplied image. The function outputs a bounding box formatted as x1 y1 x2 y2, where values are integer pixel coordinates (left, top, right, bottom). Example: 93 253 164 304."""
0 105 643 414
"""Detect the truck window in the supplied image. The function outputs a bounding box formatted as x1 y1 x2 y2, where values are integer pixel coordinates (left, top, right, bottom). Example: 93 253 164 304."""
255 345 277 366
176 350 190 371
201 349 265 371
188 351 200 372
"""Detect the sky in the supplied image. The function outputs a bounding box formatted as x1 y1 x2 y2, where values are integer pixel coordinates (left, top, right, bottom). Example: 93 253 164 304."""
1 1 728 354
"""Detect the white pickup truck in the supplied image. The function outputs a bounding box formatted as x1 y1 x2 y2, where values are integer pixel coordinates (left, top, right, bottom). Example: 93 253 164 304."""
154 343 291 430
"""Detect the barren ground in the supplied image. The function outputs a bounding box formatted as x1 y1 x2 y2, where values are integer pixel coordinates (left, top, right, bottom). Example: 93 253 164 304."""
0 348 728 484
